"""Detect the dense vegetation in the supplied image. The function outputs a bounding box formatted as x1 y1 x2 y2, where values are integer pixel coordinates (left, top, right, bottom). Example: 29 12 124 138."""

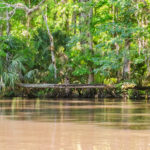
0 0 150 97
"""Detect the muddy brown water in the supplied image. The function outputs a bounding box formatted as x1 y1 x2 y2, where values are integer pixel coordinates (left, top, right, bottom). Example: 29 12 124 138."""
0 98 150 150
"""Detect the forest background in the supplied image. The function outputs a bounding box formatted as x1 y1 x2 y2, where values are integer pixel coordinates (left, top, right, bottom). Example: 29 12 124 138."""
0 0 150 97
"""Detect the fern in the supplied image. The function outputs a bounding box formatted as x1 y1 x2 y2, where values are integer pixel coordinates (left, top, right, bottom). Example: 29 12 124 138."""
0 55 25 88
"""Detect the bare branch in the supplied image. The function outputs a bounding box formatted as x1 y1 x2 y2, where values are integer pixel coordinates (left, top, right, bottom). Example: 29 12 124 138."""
0 0 46 15
27 0 46 15
9 8 17 18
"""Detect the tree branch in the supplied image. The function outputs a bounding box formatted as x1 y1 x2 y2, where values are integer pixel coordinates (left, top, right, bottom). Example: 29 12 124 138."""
0 0 46 15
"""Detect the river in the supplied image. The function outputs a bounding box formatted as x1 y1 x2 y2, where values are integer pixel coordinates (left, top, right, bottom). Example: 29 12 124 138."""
0 98 150 150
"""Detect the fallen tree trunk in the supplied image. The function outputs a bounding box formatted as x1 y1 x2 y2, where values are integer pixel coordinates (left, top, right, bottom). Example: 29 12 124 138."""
18 84 150 90
18 83 114 89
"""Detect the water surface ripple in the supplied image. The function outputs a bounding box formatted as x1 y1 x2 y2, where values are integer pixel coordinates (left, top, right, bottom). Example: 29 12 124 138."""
0 98 150 150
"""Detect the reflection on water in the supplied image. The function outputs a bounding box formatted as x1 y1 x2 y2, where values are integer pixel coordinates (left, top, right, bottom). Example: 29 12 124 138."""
0 98 150 150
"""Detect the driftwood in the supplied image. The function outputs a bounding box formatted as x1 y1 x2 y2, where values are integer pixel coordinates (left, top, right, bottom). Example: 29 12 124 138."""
18 83 114 89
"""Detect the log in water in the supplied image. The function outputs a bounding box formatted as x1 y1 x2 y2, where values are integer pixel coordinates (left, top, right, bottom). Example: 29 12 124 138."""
18 83 114 89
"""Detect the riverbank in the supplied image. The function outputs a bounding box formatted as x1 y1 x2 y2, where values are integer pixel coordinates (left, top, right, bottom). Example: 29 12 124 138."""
1 83 150 99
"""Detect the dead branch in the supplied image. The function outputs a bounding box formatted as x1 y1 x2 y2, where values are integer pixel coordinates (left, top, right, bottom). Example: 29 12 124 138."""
0 0 46 16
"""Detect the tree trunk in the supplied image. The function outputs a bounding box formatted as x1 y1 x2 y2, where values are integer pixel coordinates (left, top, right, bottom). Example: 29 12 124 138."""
138 38 142 55
65 11 69 34
72 0 77 34
145 17 150 72
79 0 94 83
26 0 31 31
88 68 94 84
43 12 57 79
115 41 121 81
6 10 10 36
112 3 121 81
64 77 70 95
123 39 130 79
88 29 94 84
0 24 3 36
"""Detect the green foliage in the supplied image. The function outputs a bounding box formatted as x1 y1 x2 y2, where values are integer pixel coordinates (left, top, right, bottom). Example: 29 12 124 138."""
0 0 150 95
0 55 25 87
